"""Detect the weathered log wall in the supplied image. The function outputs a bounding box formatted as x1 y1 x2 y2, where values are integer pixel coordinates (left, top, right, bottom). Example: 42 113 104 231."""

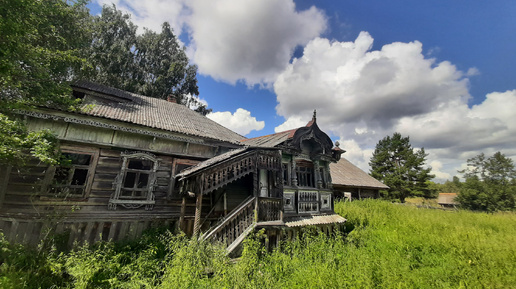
0 140 213 245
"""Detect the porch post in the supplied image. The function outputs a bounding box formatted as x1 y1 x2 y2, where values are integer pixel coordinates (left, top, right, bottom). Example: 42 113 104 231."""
291 160 298 186
223 192 227 216
178 196 186 231
314 160 322 189
193 192 203 237
0 166 12 208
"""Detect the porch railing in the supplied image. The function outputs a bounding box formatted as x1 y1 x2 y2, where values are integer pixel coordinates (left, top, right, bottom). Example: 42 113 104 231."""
298 191 319 213
257 197 282 222
201 196 256 250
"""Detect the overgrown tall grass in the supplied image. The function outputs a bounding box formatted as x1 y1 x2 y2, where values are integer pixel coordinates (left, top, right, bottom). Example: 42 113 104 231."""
1 200 515 288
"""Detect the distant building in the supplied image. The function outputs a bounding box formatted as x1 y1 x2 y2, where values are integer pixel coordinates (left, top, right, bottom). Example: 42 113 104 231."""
330 158 389 200
437 193 458 208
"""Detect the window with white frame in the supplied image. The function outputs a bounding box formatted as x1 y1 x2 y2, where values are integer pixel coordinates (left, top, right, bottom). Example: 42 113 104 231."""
109 152 158 210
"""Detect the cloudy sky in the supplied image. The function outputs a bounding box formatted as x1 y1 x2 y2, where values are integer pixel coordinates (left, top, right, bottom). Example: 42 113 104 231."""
89 0 516 182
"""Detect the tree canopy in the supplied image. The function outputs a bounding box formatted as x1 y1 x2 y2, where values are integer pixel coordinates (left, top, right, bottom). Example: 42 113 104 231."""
0 0 91 165
86 5 210 114
0 0 91 108
0 1 208 166
456 152 516 211
369 132 434 202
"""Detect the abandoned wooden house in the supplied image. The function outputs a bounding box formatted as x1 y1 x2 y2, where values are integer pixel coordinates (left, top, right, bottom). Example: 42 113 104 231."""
0 81 346 252
330 157 389 200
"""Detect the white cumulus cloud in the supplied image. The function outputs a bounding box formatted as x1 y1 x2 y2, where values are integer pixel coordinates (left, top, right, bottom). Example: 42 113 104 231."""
274 32 516 182
93 0 188 35
207 108 265 136
94 0 327 86
186 0 327 85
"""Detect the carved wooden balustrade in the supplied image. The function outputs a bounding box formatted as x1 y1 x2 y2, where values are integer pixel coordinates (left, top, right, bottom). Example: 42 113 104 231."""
202 154 255 194
257 197 282 222
298 191 320 213
256 150 282 171
201 196 256 251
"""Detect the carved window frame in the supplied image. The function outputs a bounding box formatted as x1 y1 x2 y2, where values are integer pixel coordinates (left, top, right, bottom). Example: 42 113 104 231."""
320 192 332 211
109 152 158 210
41 146 99 200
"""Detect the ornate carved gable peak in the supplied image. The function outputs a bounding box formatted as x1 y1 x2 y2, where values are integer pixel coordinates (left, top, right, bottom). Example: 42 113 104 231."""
290 112 334 157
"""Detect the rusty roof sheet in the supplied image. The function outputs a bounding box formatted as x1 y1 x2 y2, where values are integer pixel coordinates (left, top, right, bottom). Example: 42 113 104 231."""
74 81 244 144
284 214 346 227
330 158 389 189
241 129 295 147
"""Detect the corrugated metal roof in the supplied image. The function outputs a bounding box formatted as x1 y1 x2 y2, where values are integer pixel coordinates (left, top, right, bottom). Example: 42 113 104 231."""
176 147 249 178
330 158 389 189
284 214 346 227
241 129 295 147
74 81 244 144
72 80 135 100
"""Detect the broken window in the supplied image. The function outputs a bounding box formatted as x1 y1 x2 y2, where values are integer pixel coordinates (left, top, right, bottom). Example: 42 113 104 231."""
109 152 158 210
43 150 97 198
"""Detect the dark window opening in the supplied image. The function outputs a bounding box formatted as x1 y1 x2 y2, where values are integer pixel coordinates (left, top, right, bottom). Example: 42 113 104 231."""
123 172 137 188
49 153 93 196
71 168 89 186
73 90 86 99
319 167 326 188
296 165 314 187
138 173 149 188
121 160 154 198
128 159 152 170
282 163 289 186
175 163 193 174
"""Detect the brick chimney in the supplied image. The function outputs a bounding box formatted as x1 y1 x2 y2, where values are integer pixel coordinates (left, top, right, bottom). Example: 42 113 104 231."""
167 95 177 103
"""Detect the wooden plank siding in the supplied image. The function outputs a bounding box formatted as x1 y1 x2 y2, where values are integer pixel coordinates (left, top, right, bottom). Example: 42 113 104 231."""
0 216 178 246
0 140 218 245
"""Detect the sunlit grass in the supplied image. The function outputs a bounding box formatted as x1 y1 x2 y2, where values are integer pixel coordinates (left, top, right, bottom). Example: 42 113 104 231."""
1 200 515 288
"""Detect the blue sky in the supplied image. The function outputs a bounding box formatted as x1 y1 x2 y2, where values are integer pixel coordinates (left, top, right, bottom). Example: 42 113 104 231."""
89 0 516 181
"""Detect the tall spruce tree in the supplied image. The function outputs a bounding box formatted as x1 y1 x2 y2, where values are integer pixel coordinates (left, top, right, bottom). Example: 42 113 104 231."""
369 133 434 202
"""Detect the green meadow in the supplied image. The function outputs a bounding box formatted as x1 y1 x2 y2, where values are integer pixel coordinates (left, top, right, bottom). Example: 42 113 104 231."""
1 200 515 288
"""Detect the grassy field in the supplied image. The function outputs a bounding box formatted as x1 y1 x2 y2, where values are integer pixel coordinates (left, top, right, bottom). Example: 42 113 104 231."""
1 200 515 288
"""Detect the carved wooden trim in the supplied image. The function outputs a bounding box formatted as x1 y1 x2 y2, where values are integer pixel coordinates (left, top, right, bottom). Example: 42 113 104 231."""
109 152 159 210
16 110 205 144
179 150 283 196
